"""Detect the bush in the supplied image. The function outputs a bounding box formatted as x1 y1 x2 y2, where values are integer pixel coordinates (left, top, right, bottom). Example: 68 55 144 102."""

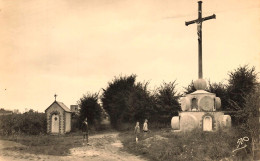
0 112 46 135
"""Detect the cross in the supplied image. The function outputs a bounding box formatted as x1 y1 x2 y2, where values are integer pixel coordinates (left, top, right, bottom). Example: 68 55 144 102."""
185 1 216 79
54 94 57 101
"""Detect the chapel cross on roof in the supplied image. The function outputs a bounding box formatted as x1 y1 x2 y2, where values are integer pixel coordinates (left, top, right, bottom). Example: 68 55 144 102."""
54 94 57 101
185 1 216 79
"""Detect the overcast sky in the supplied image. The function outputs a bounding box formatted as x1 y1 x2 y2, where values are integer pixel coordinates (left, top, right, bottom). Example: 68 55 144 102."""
0 0 259 112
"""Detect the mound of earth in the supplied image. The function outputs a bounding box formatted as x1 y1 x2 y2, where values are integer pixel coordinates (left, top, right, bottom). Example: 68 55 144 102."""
142 135 168 148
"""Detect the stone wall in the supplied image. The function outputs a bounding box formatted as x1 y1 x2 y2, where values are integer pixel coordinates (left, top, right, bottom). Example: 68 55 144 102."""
178 111 227 131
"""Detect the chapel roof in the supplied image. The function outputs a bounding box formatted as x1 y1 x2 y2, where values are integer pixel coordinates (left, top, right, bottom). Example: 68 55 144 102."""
56 101 71 112
45 101 71 113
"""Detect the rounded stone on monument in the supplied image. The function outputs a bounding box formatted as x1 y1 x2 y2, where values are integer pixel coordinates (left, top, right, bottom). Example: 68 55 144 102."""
194 79 207 90
181 97 191 111
199 96 214 111
215 97 221 110
171 116 180 130
180 114 199 131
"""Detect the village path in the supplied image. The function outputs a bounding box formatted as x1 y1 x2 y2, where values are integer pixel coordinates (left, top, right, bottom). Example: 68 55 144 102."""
0 132 146 161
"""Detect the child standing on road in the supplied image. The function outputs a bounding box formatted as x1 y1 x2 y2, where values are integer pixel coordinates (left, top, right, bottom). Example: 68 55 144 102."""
143 119 148 137
82 117 89 145
134 122 140 142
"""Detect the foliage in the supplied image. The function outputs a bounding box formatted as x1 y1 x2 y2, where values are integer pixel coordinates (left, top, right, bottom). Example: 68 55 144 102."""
226 65 258 126
101 75 158 129
78 92 103 128
102 75 181 129
126 82 157 123
0 111 46 135
227 65 258 111
183 80 197 94
183 65 258 112
101 75 137 129
119 128 250 161
154 81 181 123
208 82 229 110
236 84 260 140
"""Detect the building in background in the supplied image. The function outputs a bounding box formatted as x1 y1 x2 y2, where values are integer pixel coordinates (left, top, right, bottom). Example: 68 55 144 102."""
13 109 20 114
0 108 13 116
70 105 79 114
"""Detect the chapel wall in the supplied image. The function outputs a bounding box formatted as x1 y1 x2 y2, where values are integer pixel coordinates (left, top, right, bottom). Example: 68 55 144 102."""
65 112 71 132
46 104 65 134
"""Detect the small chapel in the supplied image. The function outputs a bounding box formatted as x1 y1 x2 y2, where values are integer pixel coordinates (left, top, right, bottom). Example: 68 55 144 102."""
45 94 72 134
171 1 231 131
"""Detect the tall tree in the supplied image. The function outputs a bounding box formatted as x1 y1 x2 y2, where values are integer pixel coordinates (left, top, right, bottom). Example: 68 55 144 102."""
226 65 258 126
227 65 258 110
242 84 260 150
154 81 180 123
78 93 102 127
127 82 156 123
101 75 136 128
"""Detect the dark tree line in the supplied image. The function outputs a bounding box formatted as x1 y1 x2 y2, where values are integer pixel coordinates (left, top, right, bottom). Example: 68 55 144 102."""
78 65 258 131
101 75 180 129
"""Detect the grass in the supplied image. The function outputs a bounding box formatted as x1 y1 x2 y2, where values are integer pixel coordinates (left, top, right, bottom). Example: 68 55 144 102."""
0 127 117 156
119 128 253 161
0 132 84 156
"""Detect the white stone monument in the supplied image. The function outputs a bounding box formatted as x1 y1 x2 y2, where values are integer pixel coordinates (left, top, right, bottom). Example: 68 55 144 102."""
171 1 231 132
171 79 232 132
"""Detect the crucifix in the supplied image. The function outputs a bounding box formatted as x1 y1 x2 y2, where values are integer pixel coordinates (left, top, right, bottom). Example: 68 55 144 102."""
185 1 216 79
54 94 57 101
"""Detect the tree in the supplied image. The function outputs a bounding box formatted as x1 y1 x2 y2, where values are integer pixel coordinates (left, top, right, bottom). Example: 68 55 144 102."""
183 80 197 94
127 82 156 123
242 84 260 157
101 75 136 128
154 81 181 123
208 82 229 110
227 65 258 111
101 74 157 129
226 65 258 127
241 84 259 132
78 93 103 128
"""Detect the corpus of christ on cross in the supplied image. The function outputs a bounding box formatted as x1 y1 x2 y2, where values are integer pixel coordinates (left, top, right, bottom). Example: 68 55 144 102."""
185 1 216 79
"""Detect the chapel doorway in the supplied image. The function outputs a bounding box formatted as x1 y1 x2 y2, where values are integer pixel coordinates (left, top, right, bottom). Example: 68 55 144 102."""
51 114 59 133
203 116 212 131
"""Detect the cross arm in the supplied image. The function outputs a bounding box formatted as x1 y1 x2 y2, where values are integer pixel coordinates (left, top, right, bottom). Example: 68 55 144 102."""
185 14 216 26
185 19 197 26
202 14 216 21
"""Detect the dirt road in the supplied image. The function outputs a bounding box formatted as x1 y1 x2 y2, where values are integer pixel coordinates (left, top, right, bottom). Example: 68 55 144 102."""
0 132 145 161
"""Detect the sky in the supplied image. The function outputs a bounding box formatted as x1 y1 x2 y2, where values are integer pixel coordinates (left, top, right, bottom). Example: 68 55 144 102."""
0 0 259 113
